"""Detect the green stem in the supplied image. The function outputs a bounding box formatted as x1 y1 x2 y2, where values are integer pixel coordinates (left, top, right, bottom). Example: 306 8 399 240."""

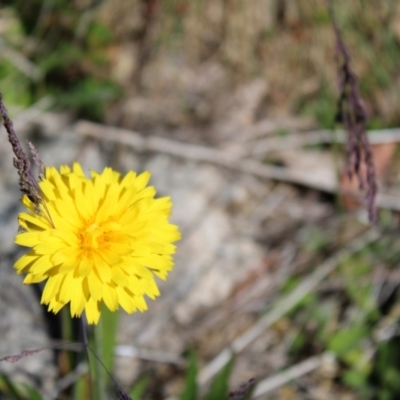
79 318 93 400
93 320 107 400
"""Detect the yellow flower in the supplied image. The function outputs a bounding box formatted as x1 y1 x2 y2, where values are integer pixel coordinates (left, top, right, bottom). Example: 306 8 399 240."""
14 163 181 324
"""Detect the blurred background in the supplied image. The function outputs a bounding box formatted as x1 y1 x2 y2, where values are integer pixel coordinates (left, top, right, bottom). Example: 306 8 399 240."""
1 0 400 399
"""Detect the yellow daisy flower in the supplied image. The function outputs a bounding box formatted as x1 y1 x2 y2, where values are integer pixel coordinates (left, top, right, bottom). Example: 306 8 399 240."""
14 163 181 324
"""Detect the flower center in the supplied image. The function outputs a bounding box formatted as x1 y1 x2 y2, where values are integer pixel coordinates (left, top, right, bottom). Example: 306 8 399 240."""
80 221 119 251
82 223 103 249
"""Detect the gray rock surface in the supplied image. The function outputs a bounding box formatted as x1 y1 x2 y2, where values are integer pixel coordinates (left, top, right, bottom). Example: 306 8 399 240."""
0 260 56 396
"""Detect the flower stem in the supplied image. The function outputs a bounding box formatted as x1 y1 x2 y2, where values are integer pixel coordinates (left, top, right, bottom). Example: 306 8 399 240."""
93 319 107 400
80 317 93 400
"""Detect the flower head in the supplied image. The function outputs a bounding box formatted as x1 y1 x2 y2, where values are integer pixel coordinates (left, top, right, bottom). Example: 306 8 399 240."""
15 163 181 324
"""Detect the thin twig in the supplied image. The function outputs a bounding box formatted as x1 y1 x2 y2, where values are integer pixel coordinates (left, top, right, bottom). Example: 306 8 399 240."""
85 346 133 400
252 352 335 398
235 128 400 158
0 342 83 363
75 120 331 189
114 345 185 365
198 228 380 385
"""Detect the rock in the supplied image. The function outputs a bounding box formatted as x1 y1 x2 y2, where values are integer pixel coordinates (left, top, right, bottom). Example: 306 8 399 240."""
0 261 57 396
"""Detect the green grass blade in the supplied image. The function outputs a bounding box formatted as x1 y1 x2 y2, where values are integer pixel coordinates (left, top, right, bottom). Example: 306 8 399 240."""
0 374 25 400
23 384 44 400
0 374 44 400
204 357 234 400
179 350 198 400
129 377 149 400
72 375 91 400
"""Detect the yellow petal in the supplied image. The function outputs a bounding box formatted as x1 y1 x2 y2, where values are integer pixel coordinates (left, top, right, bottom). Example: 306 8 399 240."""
24 272 46 284
102 284 118 311
93 254 112 283
120 171 136 188
127 275 145 295
14 253 38 273
72 162 85 177
74 186 93 221
59 273 74 303
41 274 64 304
33 241 64 255
18 212 51 230
134 295 148 312
39 180 56 201
70 279 87 317
93 175 106 201
78 255 93 277
143 278 160 299
111 266 128 286
87 271 103 301
29 256 53 275
85 298 101 324
15 232 41 247
48 298 65 313
134 171 151 192
21 194 35 211
51 230 79 247
59 165 71 175
98 248 121 267
51 248 77 266
116 287 137 313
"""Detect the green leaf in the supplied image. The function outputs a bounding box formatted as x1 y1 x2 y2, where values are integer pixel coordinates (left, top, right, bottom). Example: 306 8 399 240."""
22 385 44 400
343 369 368 389
339 254 377 315
130 377 149 400
87 22 113 47
328 324 369 357
204 357 234 400
0 374 44 400
179 350 198 400
0 374 24 400
382 367 400 392
289 331 307 356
